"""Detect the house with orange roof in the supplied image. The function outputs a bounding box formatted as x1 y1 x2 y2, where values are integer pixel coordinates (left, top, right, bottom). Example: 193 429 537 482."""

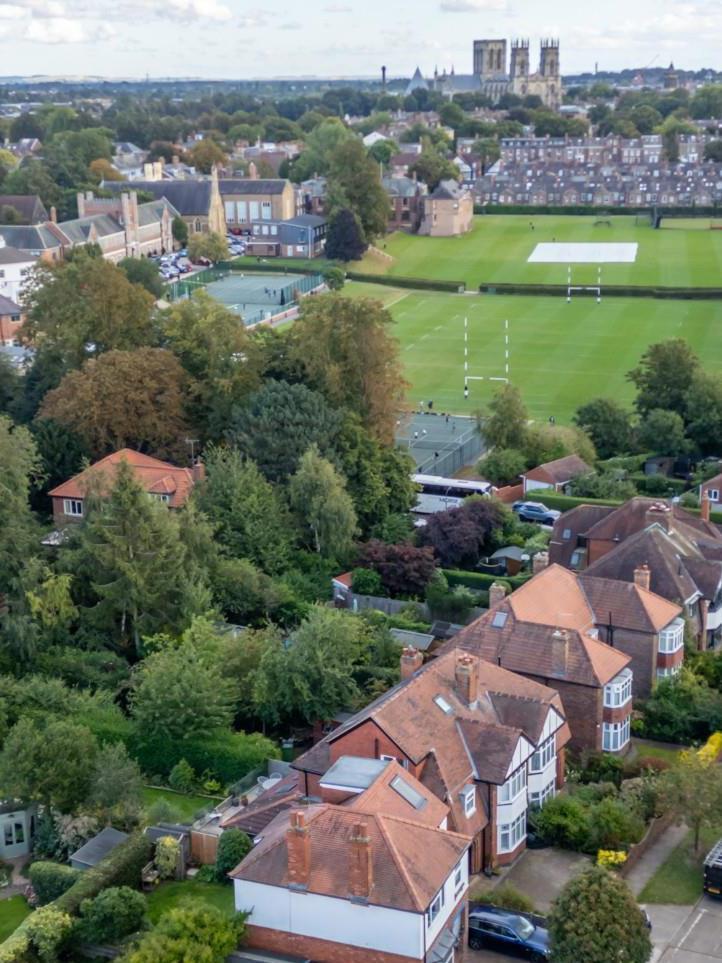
293 647 569 873
48 449 202 525
231 755 471 963
450 562 682 752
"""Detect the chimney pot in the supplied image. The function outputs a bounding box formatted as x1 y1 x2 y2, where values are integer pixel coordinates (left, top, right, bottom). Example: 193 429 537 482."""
489 581 507 608
533 551 550 574
701 491 711 523
633 563 651 592
349 820 372 900
286 810 310 887
455 653 478 708
400 646 423 680
191 459 205 484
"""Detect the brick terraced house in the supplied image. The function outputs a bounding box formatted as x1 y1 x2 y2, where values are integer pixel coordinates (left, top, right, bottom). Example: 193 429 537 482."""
293 647 569 873
232 756 471 963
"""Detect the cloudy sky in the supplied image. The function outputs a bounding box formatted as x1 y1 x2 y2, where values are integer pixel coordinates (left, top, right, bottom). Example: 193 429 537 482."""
0 0 720 79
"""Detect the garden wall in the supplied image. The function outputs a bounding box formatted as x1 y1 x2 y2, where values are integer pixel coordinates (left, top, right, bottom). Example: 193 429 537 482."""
620 811 675 879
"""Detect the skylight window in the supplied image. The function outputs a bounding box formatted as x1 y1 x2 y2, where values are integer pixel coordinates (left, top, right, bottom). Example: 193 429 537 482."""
390 775 426 810
434 695 453 714
492 611 508 629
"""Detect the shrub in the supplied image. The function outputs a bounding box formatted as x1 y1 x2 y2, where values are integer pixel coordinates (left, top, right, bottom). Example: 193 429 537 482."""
155 836 180 880
530 796 590 851
588 795 645 851
215 828 251 883
25 906 73 963
54 833 152 916
168 759 196 793
145 799 173 825
77 886 146 944
129 729 279 784
597 849 627 869
350 567 383 597
29 862 81 906
575 751 625 788
470 883 534 913
623 756 671 778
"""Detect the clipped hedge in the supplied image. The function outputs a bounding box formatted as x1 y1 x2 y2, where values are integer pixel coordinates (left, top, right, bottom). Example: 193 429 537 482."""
53 833 152 917
345 270 465 293
443 569 531 591
629 473 687 496
479 281 722 300
475 205 653 216
28 861 80 906
521 492 623 512
129 729 279 785
220 258 323 276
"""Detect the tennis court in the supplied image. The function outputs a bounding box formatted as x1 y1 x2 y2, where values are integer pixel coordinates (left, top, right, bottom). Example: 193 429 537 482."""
396 411 482 474
204 272 323 325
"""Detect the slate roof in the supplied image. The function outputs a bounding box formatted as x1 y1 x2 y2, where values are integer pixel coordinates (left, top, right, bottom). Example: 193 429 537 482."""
0 224 60 251
221 772 303 836
103 179 212 216
0 194 48 224
70 827 128 868
220 178 289 195
0 245 36 265
0 295 22 315
431 179 466 200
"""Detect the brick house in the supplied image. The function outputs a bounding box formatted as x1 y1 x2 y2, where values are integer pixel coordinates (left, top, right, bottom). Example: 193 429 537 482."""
293 647 569 873
382 176 426 232
0 194 48 225
48 449 202 525
549 496 722 648
418 181 474 237
232 756 471 963
450 565 638 754
521 453 591 494
0 295 23 345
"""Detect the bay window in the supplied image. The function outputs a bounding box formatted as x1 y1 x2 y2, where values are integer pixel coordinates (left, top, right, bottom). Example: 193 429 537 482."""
499 766 527 803
604 668 632 708
498 812 526 853
602 716 631 752
530 737 555 773
659 619 684 654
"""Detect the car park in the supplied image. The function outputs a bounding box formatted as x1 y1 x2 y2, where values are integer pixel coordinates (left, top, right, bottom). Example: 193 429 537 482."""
511 501 562 526
468 905 550 961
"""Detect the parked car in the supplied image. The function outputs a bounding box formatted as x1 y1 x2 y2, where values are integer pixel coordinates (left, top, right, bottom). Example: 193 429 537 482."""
468 905 550 961
512 501 561 526
704 838 722 898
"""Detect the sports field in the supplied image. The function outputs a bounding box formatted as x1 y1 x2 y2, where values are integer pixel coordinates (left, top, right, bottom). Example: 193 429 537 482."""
345 284 722 422
357 215 722 288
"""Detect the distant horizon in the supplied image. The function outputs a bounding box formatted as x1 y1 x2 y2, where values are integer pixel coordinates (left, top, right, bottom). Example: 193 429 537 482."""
1 0 722 81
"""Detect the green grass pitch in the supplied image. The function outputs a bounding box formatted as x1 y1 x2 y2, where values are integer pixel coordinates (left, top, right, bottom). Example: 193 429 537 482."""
357 215 722 289
344 283 722 422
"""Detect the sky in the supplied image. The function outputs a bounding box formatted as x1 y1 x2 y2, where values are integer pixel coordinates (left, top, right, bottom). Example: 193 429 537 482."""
1 0 721 80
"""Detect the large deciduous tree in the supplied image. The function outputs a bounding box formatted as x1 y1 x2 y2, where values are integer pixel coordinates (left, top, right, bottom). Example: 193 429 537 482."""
290 294 406 444
0 416 42 589
325 207 367 262
481 382 528 451
417 498 505 569
627 339 700 418
288 446 357 560
637 408 689 457
684 370 722 455
119 904 245 963
327 138 389 240
39 348 190 459
188 231 228 264
574 398 635 460
357 540 437 598
548 866 652 963
661 749 722 853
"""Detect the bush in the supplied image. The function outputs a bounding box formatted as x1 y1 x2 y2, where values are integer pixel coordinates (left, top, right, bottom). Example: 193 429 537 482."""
637 672 722 743
588 796 645 851
530 795 590 851
443 569 525 592
350 567 383 596
425 577 478 621
29 862 81 906
168 759 196 794
53 833 152 917
623 756 672 778
129 729 279 784
25 906 73 963
154 836 180 880
470 883 535 913
574 751 625 788
215 828 251 883
77 886 146 944
322 266 345 290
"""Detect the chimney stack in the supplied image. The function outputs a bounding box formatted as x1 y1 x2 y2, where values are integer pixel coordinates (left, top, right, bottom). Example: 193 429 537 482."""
400 646 423 680
489 581 507 608
191 459 205 484
286 810 310 888
455 653 478 709
701 492 711 523
633 563 651 592
49 206 57 224
533 551 550 574
551 628 569 675
349 821 373 900
76 192 86 218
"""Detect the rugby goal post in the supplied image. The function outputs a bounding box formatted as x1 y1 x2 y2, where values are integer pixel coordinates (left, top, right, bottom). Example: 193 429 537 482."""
463 316 509 398
566 265 602 304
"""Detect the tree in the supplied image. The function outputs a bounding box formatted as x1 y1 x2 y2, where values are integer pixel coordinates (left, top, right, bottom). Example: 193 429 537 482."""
523 423 596 468
417 498 505 569
0 717 98 812
704 140 722 162
188 139 227 173
358 540 437 597
569 472 637 501
78 887 146 945
327 138 389 240
481 383 528 450
39 348 190 459
30 419 89 504
685 370 722 455
325 207 367 261
637 408 689 456
188 231 228 264
574 398 635 459
470 137 500 174
89 743 143 826
409 144 459 191
290 117 356 181
367 139 397 166
22 256 156 369
131 645 234 742
661 749 722 853
172 215 189 246
289 446 358 559
228 379 342 482
548 866 651 963
119 257 164 298
119 904 245 963
62 460 207 657
215 828 251 882
323 265 345 290
477 448 526 486
195 445 294 573
89 157 124 182
25 906 74 963
290 294 406 444
155 835 180 879
628 339 700 417
0 417 42 590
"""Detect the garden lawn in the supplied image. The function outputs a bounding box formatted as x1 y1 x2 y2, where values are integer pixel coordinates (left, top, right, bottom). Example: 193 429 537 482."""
630 739 684 766
343 286 722 421
638 823 722 904
351 215 722 289
142 787 221 823
145 880 235 923
0 895 31 942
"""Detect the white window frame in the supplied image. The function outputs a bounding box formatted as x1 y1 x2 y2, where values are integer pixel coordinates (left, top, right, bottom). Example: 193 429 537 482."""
603 670 633 708
707 488 719 502
427 887 444 925
150 493 171 504
63 498 83 517
498 811 526 853
261 201 272 220
530 737 554 773
529 780 556 809
657 664 682 680
602 716 631 752
463 787 476 817
499 766 527 803
659 619 684 654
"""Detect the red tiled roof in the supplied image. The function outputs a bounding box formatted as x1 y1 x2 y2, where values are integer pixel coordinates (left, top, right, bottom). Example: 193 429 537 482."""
523 454 591 486
49 449 197 509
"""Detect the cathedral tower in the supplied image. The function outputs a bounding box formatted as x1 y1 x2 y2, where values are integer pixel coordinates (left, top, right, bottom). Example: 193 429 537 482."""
473 39 507 78
510 39 530 79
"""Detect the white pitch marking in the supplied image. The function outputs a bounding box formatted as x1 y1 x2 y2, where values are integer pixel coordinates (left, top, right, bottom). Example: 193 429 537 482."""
384 293 411 310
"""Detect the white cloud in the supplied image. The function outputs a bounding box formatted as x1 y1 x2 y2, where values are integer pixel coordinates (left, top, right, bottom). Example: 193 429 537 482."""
26 17 113 43
167 0 232 20
439 0 507 10
0 4 24 19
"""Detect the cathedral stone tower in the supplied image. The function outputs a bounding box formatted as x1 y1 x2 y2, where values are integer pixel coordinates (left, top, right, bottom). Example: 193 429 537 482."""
473 39 507 78
539 39 560 79
510 40 530 80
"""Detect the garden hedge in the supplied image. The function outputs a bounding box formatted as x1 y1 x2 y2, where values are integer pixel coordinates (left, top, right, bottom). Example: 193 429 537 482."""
345 271 465 293
128 729 279 785
479 282 722 300
519 492 623 512
474 204 722 217
443 569 531 591
219 258 323 276
28 862 80 906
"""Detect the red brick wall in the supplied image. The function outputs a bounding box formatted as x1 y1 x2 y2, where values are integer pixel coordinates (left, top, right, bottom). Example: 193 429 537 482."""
597 627 655 699
329 721 422 780
246 924 420 963
529 675 602 752
496 834 526 867
587 539 616 566
657 649 684 671
602 705 632 725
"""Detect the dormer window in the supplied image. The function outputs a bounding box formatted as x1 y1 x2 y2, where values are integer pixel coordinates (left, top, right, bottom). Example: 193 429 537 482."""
461 785 476 817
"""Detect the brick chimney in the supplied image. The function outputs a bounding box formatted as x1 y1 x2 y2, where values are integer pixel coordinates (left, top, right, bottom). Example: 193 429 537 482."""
349 821 372 900
489 582 507 608
701 492 711 523
286 810 310 888
400 646 423 680
533 551 550 574
191 459 205 484
76 192 86 218
49 206 57 224
633 563 651 592
455 653 478 709
551 628 569 675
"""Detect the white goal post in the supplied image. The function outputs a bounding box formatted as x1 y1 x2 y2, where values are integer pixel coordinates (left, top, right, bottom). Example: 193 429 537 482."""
463 316 509 398
566 265 602 304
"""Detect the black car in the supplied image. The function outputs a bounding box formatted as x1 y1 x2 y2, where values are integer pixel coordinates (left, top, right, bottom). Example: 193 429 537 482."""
468 905 550 961
704 838 722 898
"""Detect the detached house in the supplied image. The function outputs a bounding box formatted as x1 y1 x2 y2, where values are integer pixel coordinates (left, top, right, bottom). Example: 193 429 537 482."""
521 454 591 494
419 181 474 237
49 449 202 525
232 755 471 963
293 647 569 872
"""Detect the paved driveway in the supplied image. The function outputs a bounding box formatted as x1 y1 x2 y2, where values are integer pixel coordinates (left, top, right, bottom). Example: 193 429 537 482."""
655 896 722 963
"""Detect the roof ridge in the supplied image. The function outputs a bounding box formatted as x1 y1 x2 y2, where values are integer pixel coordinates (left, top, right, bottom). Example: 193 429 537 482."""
374 814 425 911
